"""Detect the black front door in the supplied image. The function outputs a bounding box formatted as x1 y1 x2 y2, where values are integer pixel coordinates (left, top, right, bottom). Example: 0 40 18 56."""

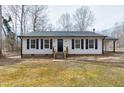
58 39 63 52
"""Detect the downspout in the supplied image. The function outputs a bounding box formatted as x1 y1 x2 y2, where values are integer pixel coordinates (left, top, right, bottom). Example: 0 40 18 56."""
21 37 23 58
113 40 116 53
102 37 106 54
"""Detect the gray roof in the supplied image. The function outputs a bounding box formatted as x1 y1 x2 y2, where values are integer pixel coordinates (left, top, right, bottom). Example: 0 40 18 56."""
19 31 106 37
105 36 118 40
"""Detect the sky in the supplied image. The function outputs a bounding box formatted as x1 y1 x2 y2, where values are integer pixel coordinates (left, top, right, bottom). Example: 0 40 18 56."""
48 5 124 32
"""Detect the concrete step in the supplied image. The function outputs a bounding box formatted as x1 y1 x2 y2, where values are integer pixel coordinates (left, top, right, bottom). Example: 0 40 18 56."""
56 52 64 59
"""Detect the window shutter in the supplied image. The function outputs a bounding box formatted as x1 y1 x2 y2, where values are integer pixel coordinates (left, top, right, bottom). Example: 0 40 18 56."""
72 39 74 49
41 39 43 49
81 39 84 49
36 39 39 49
95 39 98 49
86 39 88 49
50 39 53 49
27 39 29 49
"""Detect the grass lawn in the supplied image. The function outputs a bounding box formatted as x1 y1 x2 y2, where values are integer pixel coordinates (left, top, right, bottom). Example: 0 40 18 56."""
0 58 124 87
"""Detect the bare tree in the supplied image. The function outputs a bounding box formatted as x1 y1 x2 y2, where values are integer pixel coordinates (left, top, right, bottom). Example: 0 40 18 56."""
14 6 18 35
29 5 48 32
73 6 94 31
0 5 2 55
8 5 30 34
20 5 24 35
58 13 72 31
111 22 124 48
1 5 29 51
21 5 30 34
6 5 21 34
111 23 120 47
47 24 54 31
2 16 16 51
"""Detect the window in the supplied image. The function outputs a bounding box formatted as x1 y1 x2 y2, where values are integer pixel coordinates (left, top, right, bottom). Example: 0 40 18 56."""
31 40 36 48
89 40 94 48
36 39 39 49
95 39 98 49
44 40 49 48
50 39 53 49
72 39 74 49
27 39 29 49
41 39 43 49
81 39 84 49
75 40 80 48
86 39 88 49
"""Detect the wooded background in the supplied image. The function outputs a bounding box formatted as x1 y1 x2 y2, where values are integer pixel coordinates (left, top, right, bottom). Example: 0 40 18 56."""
0 5 123 56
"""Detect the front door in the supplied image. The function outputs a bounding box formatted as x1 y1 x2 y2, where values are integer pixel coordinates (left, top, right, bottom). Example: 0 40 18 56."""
57 39 63 52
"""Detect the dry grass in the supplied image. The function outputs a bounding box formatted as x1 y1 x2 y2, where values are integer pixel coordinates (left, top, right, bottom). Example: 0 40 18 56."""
0 57 124 87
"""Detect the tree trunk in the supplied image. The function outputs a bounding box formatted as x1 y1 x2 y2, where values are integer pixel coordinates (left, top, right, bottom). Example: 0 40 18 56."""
0 5 2 55
20 5 24 35
33 16 37 32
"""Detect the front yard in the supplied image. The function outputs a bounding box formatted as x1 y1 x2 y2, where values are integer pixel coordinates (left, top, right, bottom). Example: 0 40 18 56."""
0 52 124 87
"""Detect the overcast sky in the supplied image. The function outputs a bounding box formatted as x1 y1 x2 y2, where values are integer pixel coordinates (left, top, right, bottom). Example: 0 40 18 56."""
48 5 124 32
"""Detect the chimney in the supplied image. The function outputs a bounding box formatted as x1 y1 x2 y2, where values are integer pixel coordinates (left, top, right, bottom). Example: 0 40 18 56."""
93 28 95 33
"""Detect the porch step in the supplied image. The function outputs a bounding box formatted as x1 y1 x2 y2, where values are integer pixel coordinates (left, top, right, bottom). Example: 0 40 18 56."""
56 52 64 59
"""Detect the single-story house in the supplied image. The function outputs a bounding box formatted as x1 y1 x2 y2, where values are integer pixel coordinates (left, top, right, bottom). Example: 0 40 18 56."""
18 30 118 58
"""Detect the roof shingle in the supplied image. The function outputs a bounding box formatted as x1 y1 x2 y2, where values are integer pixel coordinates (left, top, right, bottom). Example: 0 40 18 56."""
19 31 106 37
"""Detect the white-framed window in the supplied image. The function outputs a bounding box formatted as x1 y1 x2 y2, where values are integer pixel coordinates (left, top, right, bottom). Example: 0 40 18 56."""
31 39 36 48
75 39 80 49
44 39 49 48
89 39 94 49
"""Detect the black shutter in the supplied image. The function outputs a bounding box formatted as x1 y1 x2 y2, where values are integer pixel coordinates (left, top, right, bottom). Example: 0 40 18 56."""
72 39 74 49
81 39 84 49
86 39 88 49
36 39 39 49
27 39 29 49
41 39 43 49
50 39 53 49
95 39 98 49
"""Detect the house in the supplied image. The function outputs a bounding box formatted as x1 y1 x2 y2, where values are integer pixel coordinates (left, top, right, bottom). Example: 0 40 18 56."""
18 30 118 58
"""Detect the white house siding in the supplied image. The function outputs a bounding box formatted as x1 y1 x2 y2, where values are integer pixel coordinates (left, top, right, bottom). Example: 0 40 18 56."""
63 37 103 54
22 37 103 55
22 37 52 54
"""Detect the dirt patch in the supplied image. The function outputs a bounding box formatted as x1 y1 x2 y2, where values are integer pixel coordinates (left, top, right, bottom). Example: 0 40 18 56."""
3 51 20 57
0 58 22 66
67 52 124 68
1 51 124 68
70 52 124 62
